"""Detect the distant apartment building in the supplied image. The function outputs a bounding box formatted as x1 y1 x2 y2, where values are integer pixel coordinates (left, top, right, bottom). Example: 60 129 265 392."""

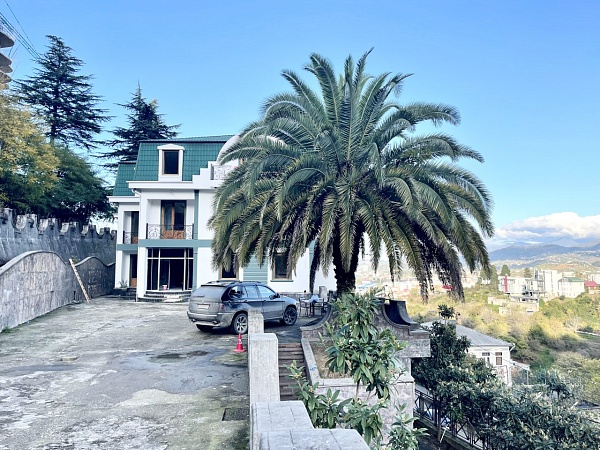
589 273 600 284
498 275 528 295
535 269 561 297
558 276 585 298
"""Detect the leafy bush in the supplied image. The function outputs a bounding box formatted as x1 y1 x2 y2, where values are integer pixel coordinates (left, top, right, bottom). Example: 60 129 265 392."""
289 291 424 447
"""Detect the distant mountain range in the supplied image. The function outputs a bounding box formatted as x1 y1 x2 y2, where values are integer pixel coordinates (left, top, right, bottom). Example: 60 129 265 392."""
488 240 600 270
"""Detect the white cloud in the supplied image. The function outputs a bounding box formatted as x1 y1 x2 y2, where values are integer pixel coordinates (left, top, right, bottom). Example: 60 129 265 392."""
493 212 600 243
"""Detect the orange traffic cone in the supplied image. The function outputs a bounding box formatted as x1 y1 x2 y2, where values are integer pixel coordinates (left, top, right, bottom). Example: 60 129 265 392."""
233 333 245 352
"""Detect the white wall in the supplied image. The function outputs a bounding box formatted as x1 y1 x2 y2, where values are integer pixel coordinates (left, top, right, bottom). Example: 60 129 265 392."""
468 345 512 385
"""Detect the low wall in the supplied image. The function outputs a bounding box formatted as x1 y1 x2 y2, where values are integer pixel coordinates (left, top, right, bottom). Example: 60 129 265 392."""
0 251 115 331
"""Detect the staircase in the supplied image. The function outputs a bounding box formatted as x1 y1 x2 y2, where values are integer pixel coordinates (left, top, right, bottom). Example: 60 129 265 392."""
278 342 306 401
137 290 192 303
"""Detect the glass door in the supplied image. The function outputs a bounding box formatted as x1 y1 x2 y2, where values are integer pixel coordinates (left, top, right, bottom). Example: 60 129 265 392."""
161 200 186 239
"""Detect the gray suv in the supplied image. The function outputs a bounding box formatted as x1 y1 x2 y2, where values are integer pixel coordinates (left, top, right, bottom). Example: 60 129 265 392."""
187 281 298 334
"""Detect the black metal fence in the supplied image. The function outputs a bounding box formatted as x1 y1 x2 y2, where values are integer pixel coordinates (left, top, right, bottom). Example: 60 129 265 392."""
414 389 492 449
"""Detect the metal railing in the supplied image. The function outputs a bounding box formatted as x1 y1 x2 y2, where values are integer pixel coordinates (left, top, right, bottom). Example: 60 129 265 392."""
146 224 193 240
123 231 138 244
211 164 234 180
414 389 491 449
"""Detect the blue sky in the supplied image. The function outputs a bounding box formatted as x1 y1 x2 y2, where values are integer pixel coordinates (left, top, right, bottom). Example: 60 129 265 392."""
2 0 599 246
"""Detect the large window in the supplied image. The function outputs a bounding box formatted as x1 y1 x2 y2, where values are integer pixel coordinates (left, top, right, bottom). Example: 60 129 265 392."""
163 150 179 175
146 248 193 291
273 251 291 280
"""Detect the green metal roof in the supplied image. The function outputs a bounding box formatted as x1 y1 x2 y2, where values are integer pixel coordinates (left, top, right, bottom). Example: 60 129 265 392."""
111 135 233 194
112 162 137 196
141 135 234 143
133 136 233 182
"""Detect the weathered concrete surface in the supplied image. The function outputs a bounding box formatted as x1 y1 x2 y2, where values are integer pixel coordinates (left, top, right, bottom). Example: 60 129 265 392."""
0 298 249 450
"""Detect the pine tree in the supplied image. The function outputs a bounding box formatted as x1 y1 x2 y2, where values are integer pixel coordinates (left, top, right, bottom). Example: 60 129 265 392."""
103 84 179 167
15 35 109 152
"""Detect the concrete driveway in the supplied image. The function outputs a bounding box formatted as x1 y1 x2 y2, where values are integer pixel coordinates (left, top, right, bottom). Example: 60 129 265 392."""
0 298 250 450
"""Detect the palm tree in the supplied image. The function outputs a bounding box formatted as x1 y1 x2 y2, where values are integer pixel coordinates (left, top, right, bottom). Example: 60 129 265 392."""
209 50 494 300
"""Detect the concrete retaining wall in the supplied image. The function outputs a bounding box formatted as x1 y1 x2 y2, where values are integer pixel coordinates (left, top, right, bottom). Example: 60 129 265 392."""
0 209 116 266
0 251 115 331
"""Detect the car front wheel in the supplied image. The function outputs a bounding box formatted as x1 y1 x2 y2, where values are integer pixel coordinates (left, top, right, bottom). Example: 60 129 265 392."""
231 313 248 334
281 306 297 326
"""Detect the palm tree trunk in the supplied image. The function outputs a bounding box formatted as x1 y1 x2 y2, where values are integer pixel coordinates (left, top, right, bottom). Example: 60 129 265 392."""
332 231 361 295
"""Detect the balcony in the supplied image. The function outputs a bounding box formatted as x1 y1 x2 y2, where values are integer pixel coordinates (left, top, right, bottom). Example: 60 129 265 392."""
123 231 139 244
146 224 193 240
211 164 235 180
0 24 15 48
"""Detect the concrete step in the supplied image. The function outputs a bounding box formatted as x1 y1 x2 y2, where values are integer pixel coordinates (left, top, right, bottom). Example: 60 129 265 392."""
278 342 306 401
137 290 191 303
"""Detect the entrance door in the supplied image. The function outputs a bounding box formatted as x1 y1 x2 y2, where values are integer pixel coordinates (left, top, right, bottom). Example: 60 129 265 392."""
129 254 138 287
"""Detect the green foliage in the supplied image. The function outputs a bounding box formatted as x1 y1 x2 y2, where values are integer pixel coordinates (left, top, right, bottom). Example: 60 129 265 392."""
533 368 581 402
103 84 179 168
34 146 114 222
343 399 384 445
480 386 599 449
16 36 109 151
0 93 112 221
288 361 349 428
288 292 425 447
325 292 405 399
437 304 455 320
414 321 600 448
209 50 493 297
500 264 511 276
0 93 58 209
387 405 427 450
523 267 532 278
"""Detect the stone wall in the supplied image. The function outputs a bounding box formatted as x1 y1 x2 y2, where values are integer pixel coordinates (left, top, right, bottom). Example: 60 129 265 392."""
0 209 116 266
0 251 115 331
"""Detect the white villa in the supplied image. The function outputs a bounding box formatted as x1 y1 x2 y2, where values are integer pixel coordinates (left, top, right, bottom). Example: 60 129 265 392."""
455 324 515 385
108 136 334 301
424 321 516 385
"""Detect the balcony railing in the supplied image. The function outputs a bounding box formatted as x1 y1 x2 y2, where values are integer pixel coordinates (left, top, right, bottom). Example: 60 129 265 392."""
211 164 235 180
146 224 193 240
123 231 139 244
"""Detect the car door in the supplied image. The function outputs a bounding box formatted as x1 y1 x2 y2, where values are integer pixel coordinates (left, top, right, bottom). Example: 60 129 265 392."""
257 284 284 320
243 284 263 314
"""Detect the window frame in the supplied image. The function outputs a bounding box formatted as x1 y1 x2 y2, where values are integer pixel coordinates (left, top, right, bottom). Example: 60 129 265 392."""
220 264 238 280
273 250 292 280
162 150 180 175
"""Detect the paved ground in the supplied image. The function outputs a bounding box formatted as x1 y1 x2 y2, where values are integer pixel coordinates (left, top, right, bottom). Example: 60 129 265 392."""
0 298 255 450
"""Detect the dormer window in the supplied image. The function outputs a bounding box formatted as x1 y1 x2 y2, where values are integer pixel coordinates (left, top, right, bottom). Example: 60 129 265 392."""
163 150 179 175
158 144 184 180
